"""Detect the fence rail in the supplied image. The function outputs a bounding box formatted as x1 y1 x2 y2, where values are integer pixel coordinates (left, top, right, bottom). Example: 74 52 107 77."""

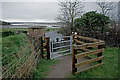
1 35 43 79
72 34 105 75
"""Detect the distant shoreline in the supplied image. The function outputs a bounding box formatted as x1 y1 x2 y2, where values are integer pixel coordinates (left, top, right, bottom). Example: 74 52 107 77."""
1 24 60 28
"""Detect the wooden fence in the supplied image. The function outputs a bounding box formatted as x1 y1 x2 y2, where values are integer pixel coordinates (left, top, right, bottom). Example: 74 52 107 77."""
72 34 105 75
1 35 46 79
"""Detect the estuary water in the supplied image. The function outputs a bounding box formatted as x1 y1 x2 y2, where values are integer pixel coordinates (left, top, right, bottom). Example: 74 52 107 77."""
1 23 60 28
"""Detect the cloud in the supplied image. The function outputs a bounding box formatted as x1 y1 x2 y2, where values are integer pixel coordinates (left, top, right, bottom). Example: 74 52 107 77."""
1 1 118 22
2 2 59 22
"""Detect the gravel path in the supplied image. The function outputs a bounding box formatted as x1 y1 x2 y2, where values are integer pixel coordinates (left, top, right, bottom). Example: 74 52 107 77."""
46 55 89 78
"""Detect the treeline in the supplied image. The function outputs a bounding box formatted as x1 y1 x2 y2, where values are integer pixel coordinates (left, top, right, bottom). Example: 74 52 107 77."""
0 20 11 25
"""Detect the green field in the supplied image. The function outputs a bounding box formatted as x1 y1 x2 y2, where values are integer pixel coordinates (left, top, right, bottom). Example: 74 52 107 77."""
1 28 28 32
66 47 118 78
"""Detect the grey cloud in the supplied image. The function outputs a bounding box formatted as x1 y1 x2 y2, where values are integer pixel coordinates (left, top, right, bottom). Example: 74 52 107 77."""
2 2 59 21
1 2 118 22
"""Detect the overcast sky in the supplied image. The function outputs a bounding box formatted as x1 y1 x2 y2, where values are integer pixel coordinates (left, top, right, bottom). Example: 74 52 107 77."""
0 0 118 22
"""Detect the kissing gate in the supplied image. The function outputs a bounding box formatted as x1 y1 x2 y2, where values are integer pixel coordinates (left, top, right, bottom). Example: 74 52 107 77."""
50 36 73 59
41 34 105 75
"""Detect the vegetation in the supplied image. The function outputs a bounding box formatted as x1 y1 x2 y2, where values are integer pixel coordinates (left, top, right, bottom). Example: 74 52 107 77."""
1 28 28 37
75 11 110 32
46 28 59 33
2 28 28 32
2 31 15 37
33 58 59 78
57 1 84 35
66 47 118 78
0 20 11 25
2 33 31 66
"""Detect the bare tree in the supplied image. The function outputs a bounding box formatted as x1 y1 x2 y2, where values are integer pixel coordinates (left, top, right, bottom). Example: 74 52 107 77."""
97 0 116 15
57 0 84 35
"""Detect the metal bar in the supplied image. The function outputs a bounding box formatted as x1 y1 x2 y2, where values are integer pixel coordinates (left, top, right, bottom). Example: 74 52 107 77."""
53 49 70 54
70 36 72 54
53 40 70 44
49 38 52 59
52 38 53 59
2 52 29 77
51 54 63 59
62 36 71 38
63 52 71 56
53 45 70 50
1 49 31 72
52 52 71 59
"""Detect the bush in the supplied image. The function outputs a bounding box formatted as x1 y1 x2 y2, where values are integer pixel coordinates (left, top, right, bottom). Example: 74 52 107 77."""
2 31 15 37
75 11 110 32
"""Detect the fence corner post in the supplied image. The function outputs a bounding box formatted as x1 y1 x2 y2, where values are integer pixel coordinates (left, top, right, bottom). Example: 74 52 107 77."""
46 37 50 60
72 46 77 75
97 45 103 63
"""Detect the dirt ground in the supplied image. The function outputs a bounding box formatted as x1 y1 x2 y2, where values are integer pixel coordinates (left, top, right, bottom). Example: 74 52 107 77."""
46 55 89 78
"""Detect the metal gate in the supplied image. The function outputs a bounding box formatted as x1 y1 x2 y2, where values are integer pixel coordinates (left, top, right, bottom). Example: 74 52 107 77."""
50 36 72 59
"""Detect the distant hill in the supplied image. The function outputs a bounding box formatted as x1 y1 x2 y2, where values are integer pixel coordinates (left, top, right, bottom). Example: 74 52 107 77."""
0 20 11 25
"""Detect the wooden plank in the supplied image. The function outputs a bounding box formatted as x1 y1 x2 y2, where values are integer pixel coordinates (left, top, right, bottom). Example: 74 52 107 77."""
74 41 105 49
75 56 104 68
75 63 103 74
77 49 89 53
43 43 46 47
43 54 47 58
75 49 104 59
75 35 99 42
74 44 86 50
43 49 47 52
86 42 105 48
74 39 85 44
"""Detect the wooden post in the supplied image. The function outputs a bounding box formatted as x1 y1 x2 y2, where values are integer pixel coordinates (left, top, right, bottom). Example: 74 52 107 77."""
39 35 44 58
72 46 77 75
43 33 46 40
72 35 75 44
97 45 103 63
46 37 50 60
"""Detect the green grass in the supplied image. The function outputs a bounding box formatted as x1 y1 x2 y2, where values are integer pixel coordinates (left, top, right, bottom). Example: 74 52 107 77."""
1 33 32 76
46 28 59 33
1 28 28 38
1 28 28 32
66 47 118 78
2 33 28 55
33 58 59 78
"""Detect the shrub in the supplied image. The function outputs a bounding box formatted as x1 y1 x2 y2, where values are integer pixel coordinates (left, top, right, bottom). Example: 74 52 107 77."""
2 31 15 37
